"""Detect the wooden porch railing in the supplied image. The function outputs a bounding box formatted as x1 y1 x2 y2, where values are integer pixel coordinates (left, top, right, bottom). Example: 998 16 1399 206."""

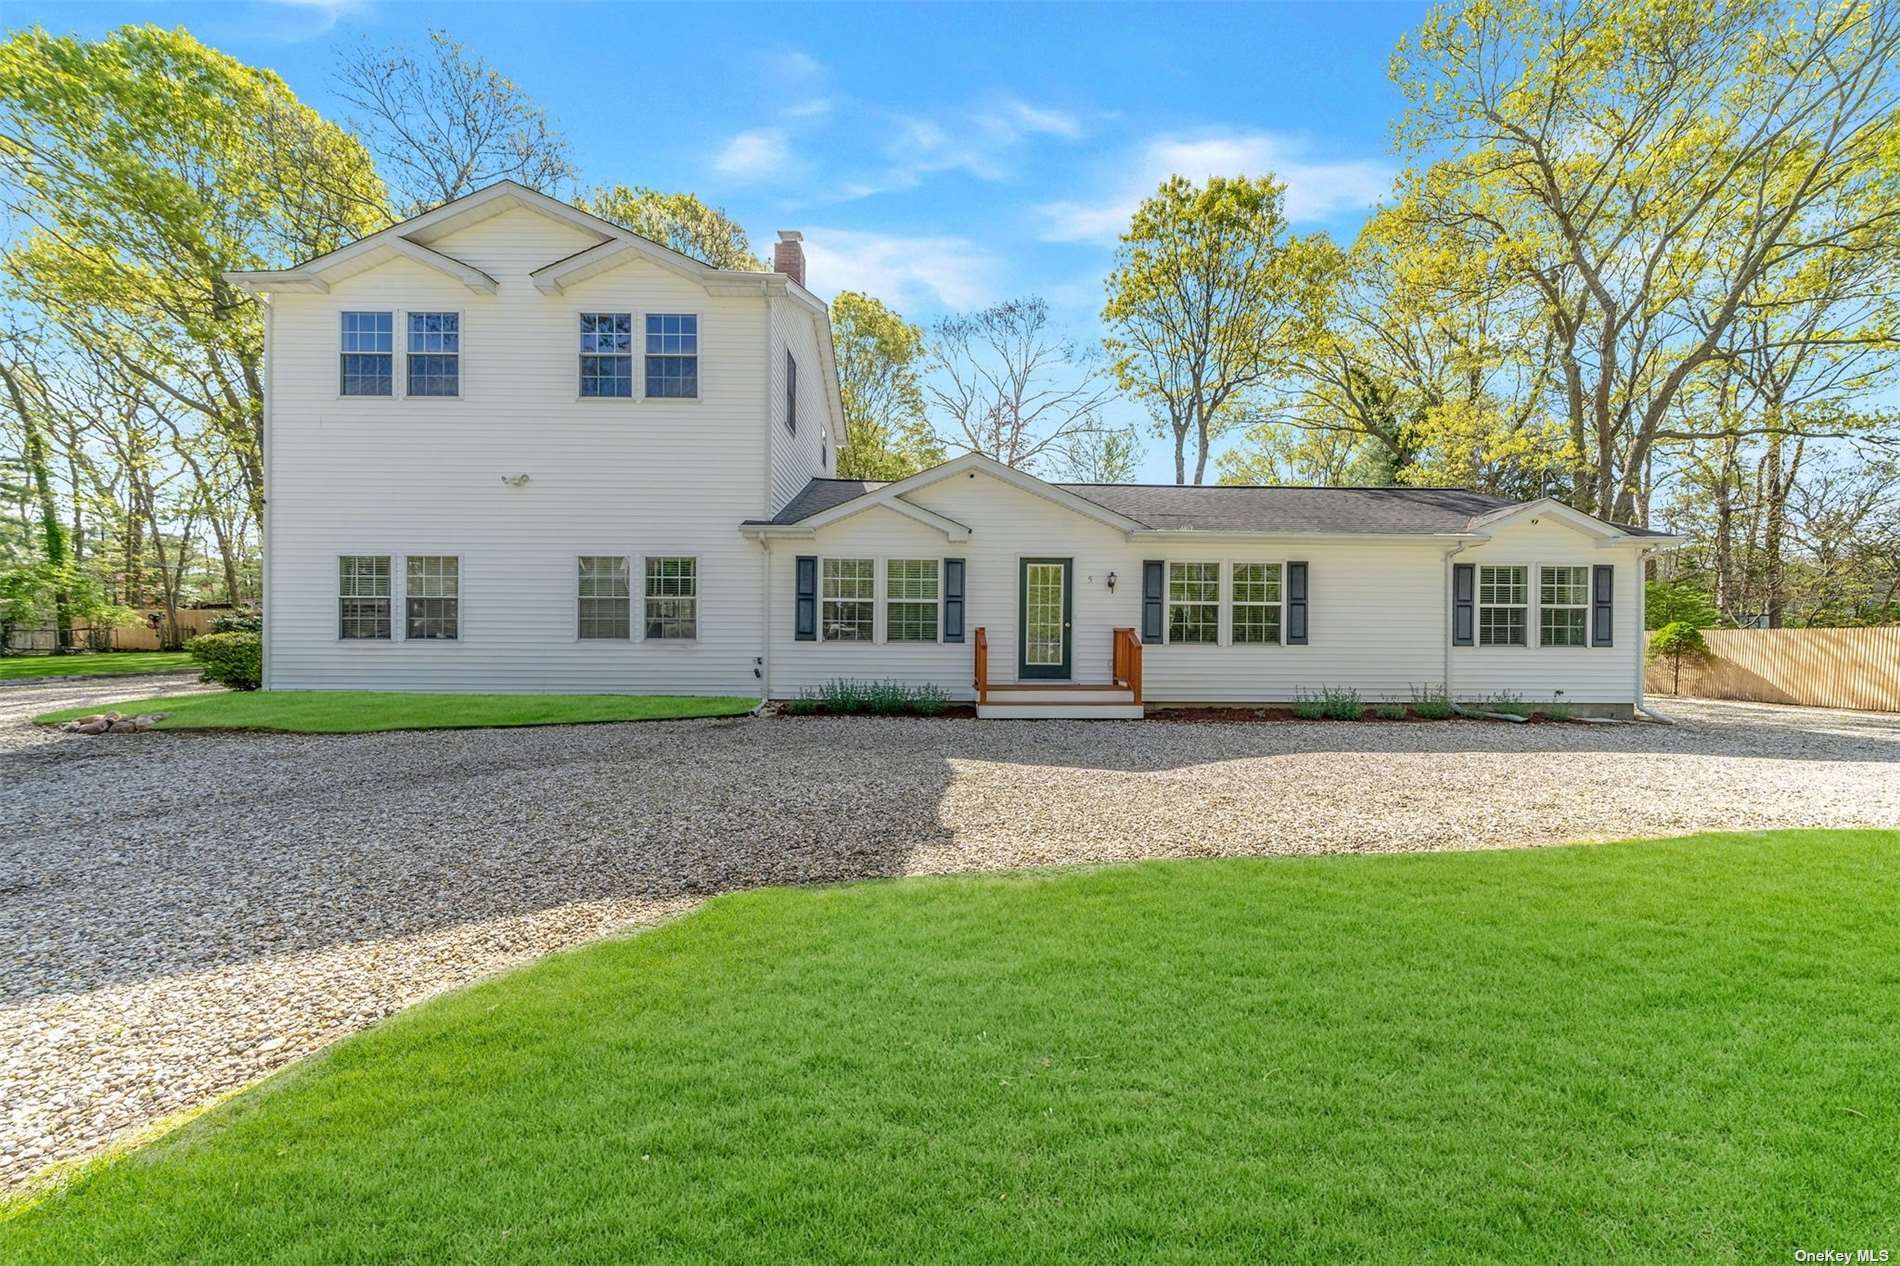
973 626 989 705
1111 626 1142 705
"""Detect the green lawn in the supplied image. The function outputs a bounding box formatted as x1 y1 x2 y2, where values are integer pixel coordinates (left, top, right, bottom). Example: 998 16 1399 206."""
33 690 758 733
0 652 196 681
5 831 1896 1263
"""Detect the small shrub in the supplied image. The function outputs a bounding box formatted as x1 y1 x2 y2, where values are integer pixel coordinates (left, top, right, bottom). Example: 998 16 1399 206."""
784 696 823 716
1648 620 1710 695
809 678 950 716
1409 683 1454 720
1373 702 1407 721
1482 690 1537 719
209 611 263 634
1294 686 1363 720
1543 699 1573 722
186 631 261 691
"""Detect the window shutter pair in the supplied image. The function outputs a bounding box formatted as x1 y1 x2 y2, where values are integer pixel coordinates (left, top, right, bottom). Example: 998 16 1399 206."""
1139 560 1309 645
796 555 964 642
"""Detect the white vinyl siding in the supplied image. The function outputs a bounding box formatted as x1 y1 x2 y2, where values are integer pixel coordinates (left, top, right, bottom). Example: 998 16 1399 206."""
263 204 767 694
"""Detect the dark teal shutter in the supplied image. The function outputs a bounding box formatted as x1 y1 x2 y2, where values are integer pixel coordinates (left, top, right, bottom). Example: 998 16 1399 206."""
943 558 965 643
1452 563 1475 646
1592 564 1614 646
1141 560 1164 643
795 556 817 641
1286 562 1309 644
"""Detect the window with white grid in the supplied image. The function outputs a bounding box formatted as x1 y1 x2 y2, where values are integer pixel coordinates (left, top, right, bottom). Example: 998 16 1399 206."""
1168 562 1219 644
338 555 390 639
645 314 698 398
1231 562 1282 645
405 312 459 396
339 312 392 396
1478 565 1528 647
885 559 938 642
578 556 630 640
643 557 697 640
404 556 459 640
822 558 874 641
580 313 633 398
1540 565 1589 647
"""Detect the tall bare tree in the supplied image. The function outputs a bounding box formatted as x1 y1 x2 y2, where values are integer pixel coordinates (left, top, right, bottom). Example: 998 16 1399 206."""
927 298 1114 473
338 31 577 217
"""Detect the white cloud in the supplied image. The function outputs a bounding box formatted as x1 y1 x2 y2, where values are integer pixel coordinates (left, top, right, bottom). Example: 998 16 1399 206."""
783 98 834 120
769 49 825 82
714 128 794 183
800 229 999 310
998 98 1084 140
253 0 371 41
1038 131 1394 242
837 96 1088 201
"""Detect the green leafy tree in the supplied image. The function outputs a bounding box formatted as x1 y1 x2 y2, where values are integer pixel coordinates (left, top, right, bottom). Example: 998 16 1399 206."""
1645 579 1721 631
1648 620 1712 696
828 291 944 480
1103 174 1329 484
0 24 390 527
577 186 763 270
1393 0 1900 523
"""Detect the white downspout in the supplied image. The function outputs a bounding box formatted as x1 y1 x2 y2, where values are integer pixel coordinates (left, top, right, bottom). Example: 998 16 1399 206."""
1443 540 1473 703
1631 545 1674 723
756 537 773 711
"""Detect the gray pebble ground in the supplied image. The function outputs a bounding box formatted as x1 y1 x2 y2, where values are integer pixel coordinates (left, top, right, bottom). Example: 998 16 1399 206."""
3 673 1897 1191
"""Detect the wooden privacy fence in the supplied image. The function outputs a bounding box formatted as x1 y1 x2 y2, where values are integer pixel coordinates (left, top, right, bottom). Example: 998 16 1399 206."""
1645 626 1900 713
2 608 231 655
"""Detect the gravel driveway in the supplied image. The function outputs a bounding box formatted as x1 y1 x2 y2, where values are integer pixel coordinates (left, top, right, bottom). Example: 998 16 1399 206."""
4 677 1897 1190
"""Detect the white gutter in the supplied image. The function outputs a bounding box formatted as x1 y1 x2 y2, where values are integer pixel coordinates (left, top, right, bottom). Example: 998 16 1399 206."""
1442 539 1474 703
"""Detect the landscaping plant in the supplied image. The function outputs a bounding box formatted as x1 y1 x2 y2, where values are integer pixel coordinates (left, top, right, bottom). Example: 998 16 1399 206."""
1408 684 1454 720
185 631 261 691
1649 621 1711 696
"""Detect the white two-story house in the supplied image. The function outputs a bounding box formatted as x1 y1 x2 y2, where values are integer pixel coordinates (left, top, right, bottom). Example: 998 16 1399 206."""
230 180 1679 718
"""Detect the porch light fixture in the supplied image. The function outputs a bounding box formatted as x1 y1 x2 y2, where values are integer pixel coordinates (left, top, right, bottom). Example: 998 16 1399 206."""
1106 571 1118 592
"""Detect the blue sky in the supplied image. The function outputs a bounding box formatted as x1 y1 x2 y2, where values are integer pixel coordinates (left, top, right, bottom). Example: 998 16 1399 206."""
9 0 1434 478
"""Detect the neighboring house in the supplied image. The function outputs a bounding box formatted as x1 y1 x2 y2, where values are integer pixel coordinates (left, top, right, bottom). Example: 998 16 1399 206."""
229 180 1681 719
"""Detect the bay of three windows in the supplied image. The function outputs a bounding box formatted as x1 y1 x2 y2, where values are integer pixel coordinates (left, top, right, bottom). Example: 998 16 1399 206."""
338 554 698 641
338 311 700 399
1477 564 1590 647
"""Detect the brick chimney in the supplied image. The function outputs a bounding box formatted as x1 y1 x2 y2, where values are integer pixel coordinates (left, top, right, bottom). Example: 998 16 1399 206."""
773 230 805 288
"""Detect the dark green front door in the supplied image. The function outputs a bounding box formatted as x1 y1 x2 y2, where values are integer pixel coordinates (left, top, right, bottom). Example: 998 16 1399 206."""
1018 557 1072 679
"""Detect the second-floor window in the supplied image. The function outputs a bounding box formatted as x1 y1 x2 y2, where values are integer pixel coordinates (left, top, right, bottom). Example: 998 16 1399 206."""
785 349 797 432
579 313 633 398
406 312 460 397
645 313 698 399
340 311 392 396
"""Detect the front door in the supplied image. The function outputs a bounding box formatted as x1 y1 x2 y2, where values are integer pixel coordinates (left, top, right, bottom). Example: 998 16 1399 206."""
1018 557 1073 679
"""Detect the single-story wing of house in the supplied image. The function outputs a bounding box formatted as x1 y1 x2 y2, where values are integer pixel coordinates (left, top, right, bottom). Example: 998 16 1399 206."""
743 453 1682 718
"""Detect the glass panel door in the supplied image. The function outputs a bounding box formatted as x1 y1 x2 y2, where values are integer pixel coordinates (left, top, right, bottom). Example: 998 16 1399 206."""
1019 558 1071 679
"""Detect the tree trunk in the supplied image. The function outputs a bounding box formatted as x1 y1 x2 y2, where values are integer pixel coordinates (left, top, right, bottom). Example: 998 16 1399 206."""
0 362 72 651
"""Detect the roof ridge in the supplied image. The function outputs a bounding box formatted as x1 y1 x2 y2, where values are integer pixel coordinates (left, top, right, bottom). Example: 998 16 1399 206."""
1054 481 1503 495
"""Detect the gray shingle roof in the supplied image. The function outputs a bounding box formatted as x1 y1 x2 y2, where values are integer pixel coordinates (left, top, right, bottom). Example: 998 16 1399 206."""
754 476 1672 537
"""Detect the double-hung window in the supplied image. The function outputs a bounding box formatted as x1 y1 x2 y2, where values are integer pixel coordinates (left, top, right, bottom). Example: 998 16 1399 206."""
578 556 631 640
1540 565 1589 646
785 350 798 432
405 556 460 640
1167 562 1219 644
1478 565 1528 646
645 314 698 398
580 313 633 398
1231 563 1282 644
822 558 874 641
338 556 391 639
885 559 938 642
405 312 460 396
339 312 393 396
644 557 697 640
